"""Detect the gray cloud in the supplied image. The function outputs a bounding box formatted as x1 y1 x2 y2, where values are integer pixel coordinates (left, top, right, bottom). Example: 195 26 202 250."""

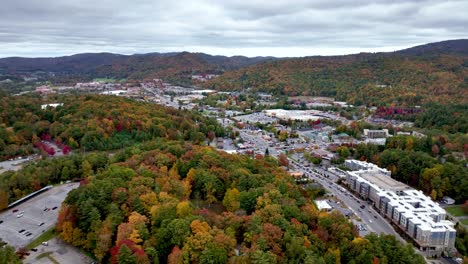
0 0 466 57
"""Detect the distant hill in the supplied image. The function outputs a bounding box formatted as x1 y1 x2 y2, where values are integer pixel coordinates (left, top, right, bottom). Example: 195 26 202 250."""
0 52 274 85
0 53 128 73
0 39 467 105
395 39 468 56
205 39 468 106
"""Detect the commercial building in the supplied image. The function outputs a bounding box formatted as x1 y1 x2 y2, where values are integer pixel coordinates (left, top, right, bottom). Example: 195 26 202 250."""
344 159 456 253
363 129 389 138
315 200 332 212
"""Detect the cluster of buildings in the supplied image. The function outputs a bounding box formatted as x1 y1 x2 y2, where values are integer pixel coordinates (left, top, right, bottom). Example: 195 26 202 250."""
191 74 218 81
264 109 323 122
40 103 63 110
343 159 456 253
35 85 55 94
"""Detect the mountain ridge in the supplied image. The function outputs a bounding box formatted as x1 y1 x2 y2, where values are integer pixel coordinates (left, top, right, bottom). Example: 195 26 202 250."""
0 39 467 105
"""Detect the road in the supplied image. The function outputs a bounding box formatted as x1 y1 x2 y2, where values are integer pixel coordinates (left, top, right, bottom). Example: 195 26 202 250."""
230 125 404 240
291 161 405 242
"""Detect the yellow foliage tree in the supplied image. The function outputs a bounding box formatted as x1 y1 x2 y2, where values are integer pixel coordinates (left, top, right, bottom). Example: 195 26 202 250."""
129 229 143 246
60 221 74 243
182 179 192 198
190 220 211 234
0 190 9 210
222 188 240 212
140 192 158 212
72 227 85 247
186 168 196 182
176 201 193 218
128 211 148 226
168 165 180 179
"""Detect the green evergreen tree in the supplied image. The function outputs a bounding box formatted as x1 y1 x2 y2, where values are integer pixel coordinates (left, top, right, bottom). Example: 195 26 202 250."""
117 244 137 264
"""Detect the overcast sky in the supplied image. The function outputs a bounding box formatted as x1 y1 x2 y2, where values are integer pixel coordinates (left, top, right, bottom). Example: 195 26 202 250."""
0 0 467 58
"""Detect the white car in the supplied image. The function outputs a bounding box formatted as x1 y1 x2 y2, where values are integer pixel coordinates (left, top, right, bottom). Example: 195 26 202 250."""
16 213 24 218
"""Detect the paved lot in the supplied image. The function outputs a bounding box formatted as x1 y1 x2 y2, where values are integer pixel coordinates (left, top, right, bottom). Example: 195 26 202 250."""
23 238 93 264
0 156 34 174
0 183 79 249
233 112 277 124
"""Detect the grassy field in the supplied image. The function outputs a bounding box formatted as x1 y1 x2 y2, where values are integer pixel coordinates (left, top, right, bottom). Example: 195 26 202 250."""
460 219 468 225
445 205 467 217
26 228 57 250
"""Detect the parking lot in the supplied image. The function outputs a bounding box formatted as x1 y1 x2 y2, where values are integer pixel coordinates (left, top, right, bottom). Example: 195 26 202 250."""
0 183 79 249
0 156 35 174
23 238 93 264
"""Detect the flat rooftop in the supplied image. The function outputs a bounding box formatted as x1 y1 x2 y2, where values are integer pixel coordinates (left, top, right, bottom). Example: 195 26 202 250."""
357 170 409 192
315 200 332 210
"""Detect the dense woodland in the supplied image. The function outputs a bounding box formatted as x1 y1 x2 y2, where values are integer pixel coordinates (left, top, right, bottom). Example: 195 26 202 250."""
0 94 224 161
53 142 424 263
205 52 468 107
0 95 428 263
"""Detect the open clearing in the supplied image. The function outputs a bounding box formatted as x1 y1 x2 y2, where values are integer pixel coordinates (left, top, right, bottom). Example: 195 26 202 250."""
445 205 467 217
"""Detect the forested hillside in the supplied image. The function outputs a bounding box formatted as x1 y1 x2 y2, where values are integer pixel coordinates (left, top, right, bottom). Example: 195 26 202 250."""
52 142 424 263
205 40 468 106
0 52 273 86
0 93 427 263
1 40 467 105
0 94 223 161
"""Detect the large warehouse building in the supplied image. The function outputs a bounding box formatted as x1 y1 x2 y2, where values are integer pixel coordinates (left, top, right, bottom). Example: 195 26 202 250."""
344 160 456 254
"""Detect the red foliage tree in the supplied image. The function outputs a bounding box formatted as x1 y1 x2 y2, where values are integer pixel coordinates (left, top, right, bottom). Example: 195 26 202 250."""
62 145 71 155
109 239 146 264
56 204 78 232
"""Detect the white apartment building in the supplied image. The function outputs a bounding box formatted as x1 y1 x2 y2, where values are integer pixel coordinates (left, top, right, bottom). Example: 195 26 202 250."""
344 160 456 253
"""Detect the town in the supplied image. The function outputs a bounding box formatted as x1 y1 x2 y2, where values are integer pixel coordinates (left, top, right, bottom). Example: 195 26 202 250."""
1 76 464 264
